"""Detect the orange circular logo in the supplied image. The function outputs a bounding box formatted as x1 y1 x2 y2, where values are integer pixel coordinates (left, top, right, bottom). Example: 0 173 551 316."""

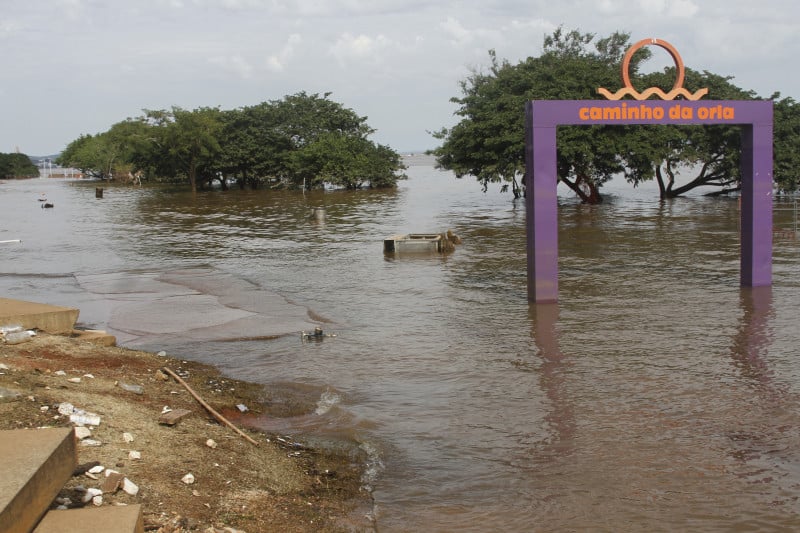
598 38 708 101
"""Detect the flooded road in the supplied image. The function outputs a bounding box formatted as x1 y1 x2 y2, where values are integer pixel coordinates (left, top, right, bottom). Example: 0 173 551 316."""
2 156 800 531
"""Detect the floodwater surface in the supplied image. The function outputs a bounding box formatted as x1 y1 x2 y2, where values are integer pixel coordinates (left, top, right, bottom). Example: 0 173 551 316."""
2 156 800 531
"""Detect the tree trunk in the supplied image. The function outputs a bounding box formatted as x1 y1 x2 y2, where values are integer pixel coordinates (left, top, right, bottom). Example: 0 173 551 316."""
188 159 197 194
561 174 603 204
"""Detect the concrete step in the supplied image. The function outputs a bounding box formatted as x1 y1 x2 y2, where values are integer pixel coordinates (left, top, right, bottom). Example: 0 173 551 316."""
0 298 79 335
33 504 144 533
0 428 76 533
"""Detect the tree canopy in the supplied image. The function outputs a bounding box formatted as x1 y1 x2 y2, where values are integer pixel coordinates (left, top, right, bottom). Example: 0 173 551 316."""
0 152 38 179
56 92 406 193
432 28 800 202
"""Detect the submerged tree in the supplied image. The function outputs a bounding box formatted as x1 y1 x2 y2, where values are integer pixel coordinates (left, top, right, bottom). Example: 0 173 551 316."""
0 152 38 178
433 27 793 203
57 92 405 191
432 29 641 203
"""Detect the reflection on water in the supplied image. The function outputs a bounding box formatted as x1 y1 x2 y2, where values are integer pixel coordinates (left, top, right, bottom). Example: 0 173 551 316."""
2 159 800 531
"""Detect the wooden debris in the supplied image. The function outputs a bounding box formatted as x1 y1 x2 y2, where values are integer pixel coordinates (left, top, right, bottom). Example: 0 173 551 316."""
162 367 259 447
101 472 125 493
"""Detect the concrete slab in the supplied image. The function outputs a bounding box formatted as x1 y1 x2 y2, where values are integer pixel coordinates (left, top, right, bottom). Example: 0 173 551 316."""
71 329 117 347
0 298 79 335
34 504 144 533
0 427 77 533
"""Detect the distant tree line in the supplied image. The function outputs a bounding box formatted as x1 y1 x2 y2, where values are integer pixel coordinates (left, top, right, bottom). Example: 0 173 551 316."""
0 152 38 179
56 92 407 193
432 28 800 203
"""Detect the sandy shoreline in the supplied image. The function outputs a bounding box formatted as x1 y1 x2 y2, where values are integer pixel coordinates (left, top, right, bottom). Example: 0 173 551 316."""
0 333 374 532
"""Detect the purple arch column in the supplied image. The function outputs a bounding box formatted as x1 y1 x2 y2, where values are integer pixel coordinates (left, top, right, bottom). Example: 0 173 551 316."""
740 123 773 286
525 104 559 302
525 100 773 302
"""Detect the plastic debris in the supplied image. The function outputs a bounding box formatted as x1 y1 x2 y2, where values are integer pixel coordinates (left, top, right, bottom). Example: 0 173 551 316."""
236 404 248 413
88 465 105 474
67 377 81 383
70 413 101 426
80 439 102 447
0 387 22 403
157 350 167 357
118 382 144 395
3 330 36 345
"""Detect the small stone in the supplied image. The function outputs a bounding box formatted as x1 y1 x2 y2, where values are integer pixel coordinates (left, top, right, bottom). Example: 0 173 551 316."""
192 489 200 497
122 432 134 443
74 426 92 440
83 373 95 379
80 439 102 447
57 403 75 416
67 377 81 383
39 405 49 413
159 408 192 426
88 465 105 474
155 370 168 381
128 450 141 460
82 487 103 503
0 363 9 370
181 473 195 485
92 495 103 506
54 370 67 376
121 477 139 496
157 350 167 357
205 439 217 449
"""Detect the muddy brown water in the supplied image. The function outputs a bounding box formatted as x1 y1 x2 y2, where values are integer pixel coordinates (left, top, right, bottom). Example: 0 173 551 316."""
2 156 800 531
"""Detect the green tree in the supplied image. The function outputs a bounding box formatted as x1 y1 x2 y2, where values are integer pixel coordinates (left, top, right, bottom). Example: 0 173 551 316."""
622 69 759 198
0 152 38 178
432 29 640 202
57 92 405 191
142 106 223 193
288 132 405 189
433 28 789 203
772 93 800 194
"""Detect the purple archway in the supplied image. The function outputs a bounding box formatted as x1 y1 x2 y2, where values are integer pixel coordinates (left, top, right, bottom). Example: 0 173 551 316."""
525 99 774 302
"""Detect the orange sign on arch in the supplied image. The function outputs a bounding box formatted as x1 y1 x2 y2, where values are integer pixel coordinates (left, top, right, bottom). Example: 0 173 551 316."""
597 38 709 101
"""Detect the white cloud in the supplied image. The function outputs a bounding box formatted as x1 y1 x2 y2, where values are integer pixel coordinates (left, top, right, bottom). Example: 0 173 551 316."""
329 32 393 64
440 17 472 46
267 34 302 72
209 54 255 79
3 0 800 154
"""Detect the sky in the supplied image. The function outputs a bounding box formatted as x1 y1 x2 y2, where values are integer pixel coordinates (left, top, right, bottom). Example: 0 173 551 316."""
2 0 798 156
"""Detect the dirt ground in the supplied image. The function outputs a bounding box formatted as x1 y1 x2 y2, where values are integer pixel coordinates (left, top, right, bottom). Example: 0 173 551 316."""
0 333 375 532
